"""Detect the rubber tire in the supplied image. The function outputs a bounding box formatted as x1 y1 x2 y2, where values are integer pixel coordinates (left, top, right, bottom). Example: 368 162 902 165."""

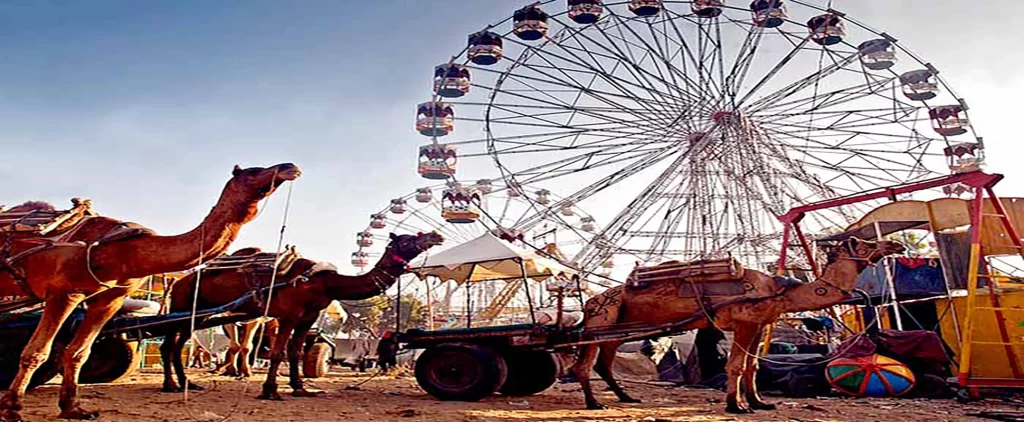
303 343 332 379
79 337 139 384
498 351 558 396
414 343 508 402
0 338 62 391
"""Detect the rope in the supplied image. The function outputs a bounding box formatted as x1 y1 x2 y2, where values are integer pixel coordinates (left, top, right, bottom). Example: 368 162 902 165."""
343 368 386 390
181 181 295 422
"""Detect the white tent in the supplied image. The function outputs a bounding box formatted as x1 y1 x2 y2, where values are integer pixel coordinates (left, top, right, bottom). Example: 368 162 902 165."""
408 232 577 284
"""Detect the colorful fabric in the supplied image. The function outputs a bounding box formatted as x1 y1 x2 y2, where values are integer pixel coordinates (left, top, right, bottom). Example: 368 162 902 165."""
825 354 916 397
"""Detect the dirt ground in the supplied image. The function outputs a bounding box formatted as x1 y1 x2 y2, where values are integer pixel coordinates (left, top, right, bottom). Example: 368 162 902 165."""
13 368 1021 422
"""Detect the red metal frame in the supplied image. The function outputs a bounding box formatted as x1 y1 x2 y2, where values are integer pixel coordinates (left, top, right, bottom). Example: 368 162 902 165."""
774 170 1024 394
776 171 1004 273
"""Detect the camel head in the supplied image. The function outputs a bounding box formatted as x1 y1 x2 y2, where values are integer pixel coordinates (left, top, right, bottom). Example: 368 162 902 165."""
225 162 302 203
827 237 906 270
384 231 445 265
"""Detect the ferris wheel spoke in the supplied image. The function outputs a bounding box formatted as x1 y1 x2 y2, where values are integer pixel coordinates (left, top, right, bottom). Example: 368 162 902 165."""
510 146 681 230
745 53 860 113
599 12 711 109
509 144 672 185
488 62 681 125
573 13 699 113
752 75 900 116
508 35 685 122
729 30 812 108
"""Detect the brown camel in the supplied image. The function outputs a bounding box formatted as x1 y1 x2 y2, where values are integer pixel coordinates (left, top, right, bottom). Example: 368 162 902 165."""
570 237 905 414
162 232 445 398
0 162 301 421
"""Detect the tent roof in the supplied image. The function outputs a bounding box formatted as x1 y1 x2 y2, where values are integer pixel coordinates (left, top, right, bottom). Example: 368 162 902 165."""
408 232 577 283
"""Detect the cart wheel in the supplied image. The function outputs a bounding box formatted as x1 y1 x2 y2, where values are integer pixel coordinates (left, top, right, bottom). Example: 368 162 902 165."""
498 350 558 396
80 337 139 384
303 343 332 379
415 343 507 402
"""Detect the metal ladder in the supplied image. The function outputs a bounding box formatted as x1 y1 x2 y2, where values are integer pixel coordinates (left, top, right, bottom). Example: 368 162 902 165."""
958 185 1024 396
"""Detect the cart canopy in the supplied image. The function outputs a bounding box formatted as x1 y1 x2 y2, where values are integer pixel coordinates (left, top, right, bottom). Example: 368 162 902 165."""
408 232 576 283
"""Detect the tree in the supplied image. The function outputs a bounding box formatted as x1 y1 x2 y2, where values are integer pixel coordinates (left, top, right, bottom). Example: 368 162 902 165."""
340 294 427 336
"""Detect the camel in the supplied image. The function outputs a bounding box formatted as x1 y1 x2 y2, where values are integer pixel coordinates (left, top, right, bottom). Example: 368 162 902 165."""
0 162 301 421
161 232 445 399
570 237 905 414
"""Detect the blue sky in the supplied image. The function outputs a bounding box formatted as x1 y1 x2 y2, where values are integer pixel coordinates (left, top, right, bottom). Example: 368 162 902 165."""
0 1 1021 272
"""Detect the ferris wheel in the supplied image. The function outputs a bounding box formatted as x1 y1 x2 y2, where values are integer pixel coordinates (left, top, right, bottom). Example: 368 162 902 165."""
350 182 599 273
414 0 984 274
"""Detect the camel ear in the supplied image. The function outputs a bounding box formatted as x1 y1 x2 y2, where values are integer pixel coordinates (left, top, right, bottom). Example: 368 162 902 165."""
232 164 243 176
389 232 398 241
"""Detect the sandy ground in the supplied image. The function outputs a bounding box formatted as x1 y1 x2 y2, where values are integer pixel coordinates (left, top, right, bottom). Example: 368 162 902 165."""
13 368 1021 422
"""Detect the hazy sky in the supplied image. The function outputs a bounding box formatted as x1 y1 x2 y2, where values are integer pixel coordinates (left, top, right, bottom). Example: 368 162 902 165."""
1 0 1021 272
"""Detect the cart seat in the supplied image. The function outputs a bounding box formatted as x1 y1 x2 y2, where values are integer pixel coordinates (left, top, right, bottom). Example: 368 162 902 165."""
627 256 744 289
204 245 300 275
0 198 96 236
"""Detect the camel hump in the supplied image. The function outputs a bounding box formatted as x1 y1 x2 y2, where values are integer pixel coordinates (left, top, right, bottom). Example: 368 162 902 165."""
231 247 263 256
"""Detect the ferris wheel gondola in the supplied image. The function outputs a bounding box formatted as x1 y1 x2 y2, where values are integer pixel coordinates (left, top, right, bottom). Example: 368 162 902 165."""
415 0 985 276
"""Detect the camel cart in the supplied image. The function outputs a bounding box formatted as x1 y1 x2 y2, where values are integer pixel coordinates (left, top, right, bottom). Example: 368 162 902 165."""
396 232 749 401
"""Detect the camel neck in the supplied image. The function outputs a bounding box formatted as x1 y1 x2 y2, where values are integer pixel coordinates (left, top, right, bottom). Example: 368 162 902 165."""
780 258 863 313
92 184 263 278
324 256 405 301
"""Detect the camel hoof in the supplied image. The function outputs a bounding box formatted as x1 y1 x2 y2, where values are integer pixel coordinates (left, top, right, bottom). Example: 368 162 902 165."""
257 385 283 401
57 406 100 420
257 392 283 401
725 404 754 414
291 389 323 398
585 403 608 410
160 385 182 393
187 382 205 391
619 397 642 404
750 402 776 411
221 370 238 377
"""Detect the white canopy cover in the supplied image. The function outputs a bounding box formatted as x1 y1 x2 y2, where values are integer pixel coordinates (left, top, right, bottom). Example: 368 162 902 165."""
408 232 576 284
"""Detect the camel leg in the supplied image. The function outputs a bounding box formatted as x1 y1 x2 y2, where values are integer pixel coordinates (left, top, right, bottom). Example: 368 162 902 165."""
724 324 757 414
287 317 321 397
742 325 774 411
0 294 82 422
56 290 127 420
593 340 639 404
257 319 297 401
170 328 204 392
160 327 181 392
236 322 260 379
215 324 240 376
569 344 606 410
